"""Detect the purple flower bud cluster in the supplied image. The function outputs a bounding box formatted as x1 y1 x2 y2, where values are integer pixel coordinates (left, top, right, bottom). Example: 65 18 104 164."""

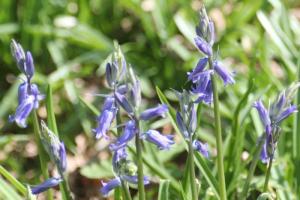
175 90 209 158
9 40 44 128
40 121 67 175
188 7 235 104
94 45 174 197
253 83 299 163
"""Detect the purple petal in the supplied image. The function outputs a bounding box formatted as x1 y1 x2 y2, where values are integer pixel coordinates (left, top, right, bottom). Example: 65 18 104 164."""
194 36 212 56
10 95 35 128
176 112 189 138
141 130 174 150
31 177 62 194
193 140 209 158
114 92 133 114
100 178 121 197
59 142 67 174
25 51 34 79
102 96 115 112
187 57 208 82
109 120 136 151
213 61 235 85
253 100 271 129
275 105 298 124
140 104 168 121
260 141 269 164
93 108 117 139
121 175 150 185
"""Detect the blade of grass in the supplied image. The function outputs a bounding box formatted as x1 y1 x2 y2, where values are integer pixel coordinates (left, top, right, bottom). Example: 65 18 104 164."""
158 180 170 200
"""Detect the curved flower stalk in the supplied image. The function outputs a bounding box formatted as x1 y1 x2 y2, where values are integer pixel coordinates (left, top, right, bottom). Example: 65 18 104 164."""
9 40 44 128
94 43 174 200
252 83 300 192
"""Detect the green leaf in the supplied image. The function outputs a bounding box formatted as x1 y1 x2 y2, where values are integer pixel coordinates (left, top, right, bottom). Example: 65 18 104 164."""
46 84 58 135
80 160 114 179
0 178 23 200
158 180 170 200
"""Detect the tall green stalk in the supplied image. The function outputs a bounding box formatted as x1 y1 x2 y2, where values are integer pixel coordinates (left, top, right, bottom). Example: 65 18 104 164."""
188 135 198 200
135 119 145 200
240 136 264 199
32 110 53 200
208 58 227 200
263 155 274 192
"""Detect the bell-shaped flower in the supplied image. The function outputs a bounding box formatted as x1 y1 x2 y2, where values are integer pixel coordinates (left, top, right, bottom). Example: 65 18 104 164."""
187 57 208 82
31 177 62 195
93 107 117 139
194 36 212 56
141 130 174 150
213 61 235 85
100 178 121 197
274 105 297 124
140 104 168 121
193 140 209 158
120 175 150 185
253 100 271 135
109 120 136 151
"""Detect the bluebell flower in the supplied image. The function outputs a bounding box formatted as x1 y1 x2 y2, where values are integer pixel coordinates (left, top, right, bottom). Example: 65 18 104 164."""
112 147 128 172
140 104 168 120
100 178 121 197
213 61 235 85
40 121 67 175
176 112 189 138
187 57 208 82
120 175 150 185
93 107 117 139
253 83 299 163
109 120 136 151
9 40 44 128
193 140 209 158
31 177 62 194
253 100 272 135
114 91 134 114
141 130 174 150
194 36 212 56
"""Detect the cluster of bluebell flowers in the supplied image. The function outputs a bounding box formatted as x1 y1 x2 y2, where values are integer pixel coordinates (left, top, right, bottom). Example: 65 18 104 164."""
188 7 234 104
92 44 174 196
175 90 209 157
9 40 44 128
253 82 300 163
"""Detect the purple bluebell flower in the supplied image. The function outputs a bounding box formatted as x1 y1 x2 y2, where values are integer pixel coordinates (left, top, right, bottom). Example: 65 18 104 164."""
93 108 117 139
188 104 197 134
11 39 26 74
140 104 168 120
100 178 121 197
58 142 67 174
213 61 235 85
101 96 115 111
112 148 128 172
193 140 209 158
141 130 174 150
109 120 136 151
31 177 62 194
253 100 271 135
121 175 150 185
274 105 297 124
24 51 34 80
114 92 133 114
187 57 208 82
194 36 212 56
106 62 118 87
193 80 213 104
260 140 269 164
9 95 35 128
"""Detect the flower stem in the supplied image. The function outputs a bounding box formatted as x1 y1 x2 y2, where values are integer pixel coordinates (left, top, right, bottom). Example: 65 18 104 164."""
208 58 227 200
188 135 198 200
121 180 132 200
135 119 145 200
263 155 274 192
116 111 132 200
240 136 265 199
32 110 53 200
60 174 73 200
0 165 27 195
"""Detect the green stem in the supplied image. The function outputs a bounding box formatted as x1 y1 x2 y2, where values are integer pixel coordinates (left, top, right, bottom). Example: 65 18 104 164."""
0 165 26 195
240 136 264 199
188 136 198 200
135 119 145 200
121 180 132 200
263 155 273 192
32 110 53 200
60 174 72 200
208 58 227 200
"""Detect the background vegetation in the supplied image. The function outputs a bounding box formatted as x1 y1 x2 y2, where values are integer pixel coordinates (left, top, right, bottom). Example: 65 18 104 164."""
0 0 300 199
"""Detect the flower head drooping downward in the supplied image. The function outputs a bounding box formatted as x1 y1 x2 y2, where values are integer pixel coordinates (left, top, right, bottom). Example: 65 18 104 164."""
9 40 44 128
253 82 300 163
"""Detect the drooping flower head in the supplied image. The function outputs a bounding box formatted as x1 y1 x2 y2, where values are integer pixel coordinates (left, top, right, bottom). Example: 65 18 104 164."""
9 40 44 128
31 177 62 195
253 82 300 163
141 130 174 150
